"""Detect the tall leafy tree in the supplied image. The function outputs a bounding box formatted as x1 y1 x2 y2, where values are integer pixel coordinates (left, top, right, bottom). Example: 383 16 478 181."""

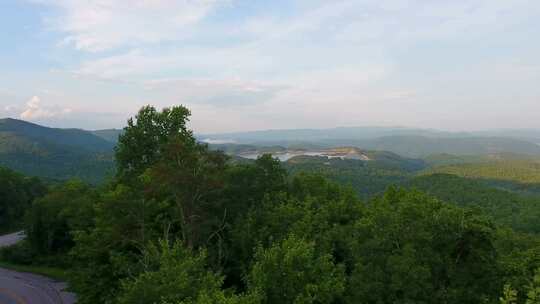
71 105 229 303
115 105 192 181
145 135 228 248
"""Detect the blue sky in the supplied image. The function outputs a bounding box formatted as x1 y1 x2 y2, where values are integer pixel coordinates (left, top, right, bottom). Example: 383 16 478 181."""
1 0 539 132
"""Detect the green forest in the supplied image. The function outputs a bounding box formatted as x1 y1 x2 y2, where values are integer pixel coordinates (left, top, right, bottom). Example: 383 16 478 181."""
4 105 540 303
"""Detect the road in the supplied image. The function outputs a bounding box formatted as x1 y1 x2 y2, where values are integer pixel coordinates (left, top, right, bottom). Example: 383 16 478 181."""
0 232 25 248
0 232 76 304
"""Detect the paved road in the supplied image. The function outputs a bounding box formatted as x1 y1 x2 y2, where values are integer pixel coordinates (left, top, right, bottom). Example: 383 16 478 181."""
0 232 25 248
0 232 76 304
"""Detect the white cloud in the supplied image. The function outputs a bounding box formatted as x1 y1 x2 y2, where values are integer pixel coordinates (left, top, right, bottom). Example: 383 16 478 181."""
38 0 226 52
20 96 72 120
144 77 288 106
23 0 540 131
67 0 540 83
1 105 19 118
73 44 279 80
3 105 16 112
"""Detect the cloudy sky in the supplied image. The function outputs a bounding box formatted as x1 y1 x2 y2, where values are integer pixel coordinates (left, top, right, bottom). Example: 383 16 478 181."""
1 0 539 132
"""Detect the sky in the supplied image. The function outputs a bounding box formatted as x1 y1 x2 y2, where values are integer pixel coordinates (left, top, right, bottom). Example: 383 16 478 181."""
1 0 539 133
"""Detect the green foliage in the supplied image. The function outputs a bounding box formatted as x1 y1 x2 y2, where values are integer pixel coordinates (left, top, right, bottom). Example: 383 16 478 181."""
285 156 414 199
69 183 167 304
228 172 361 285
526 270 540 304
248 235 345 304
500 269 540 304
26 180 95 258
501 284 518 304
0 261 69 281
0 241 35 264
222 154 287 219
0 166 45 232
117 240 252 304
362 135 540 158
423 153 493 167
115 105 192 180
70 105 231 303
424 160 540 195
409 174 540 233
145 133 228 248
346 188 500 303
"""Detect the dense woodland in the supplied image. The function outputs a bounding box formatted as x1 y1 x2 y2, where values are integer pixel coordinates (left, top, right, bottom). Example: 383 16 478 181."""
425 161 540 196
3 106 540 303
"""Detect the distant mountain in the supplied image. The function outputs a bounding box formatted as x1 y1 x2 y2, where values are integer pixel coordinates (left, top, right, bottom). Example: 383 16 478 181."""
202 127 540 158
423 152 540 167
201 127 540 144
0 118 115 183
199 126 455 144
0 118 114 152
471 129 540 143
2 118 540 183
92 128 123 143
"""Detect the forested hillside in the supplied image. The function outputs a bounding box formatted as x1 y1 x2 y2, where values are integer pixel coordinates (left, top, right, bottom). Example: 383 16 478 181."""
284 153 424 199
359 135 540 157
425 160 540 184
3 115 540 185
0 118 115 183
3 105 540 304
409 174 540 233
424 160 540 195
282 156 540 231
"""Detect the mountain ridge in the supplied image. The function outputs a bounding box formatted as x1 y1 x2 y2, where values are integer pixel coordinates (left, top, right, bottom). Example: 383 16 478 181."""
2 118 540 182
0 118 115 183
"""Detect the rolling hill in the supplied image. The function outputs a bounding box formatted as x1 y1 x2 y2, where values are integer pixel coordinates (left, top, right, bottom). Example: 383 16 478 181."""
357 135 540 157
3 118 540 187
422 159 540 195
0 118 115 183
283 151 427 199
408 173 540 233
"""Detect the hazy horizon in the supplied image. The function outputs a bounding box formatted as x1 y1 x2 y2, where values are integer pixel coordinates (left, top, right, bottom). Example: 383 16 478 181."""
1 1 539 133
4 116 540 136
